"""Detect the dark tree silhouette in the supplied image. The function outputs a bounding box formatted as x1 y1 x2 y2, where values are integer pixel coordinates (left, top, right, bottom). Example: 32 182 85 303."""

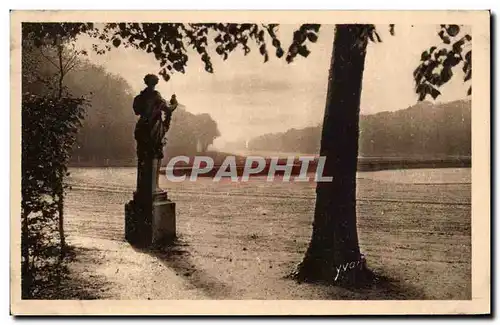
192 113 221 152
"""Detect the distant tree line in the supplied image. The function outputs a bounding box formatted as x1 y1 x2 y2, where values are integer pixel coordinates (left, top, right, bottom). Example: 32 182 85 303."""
248 99 471 158
59 65 221 166
24 44 221 167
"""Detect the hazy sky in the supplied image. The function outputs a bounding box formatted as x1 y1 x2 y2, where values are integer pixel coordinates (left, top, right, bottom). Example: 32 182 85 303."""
76 24 470 146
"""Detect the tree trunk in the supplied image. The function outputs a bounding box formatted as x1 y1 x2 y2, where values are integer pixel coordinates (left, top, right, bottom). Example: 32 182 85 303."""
56 38 66 259
294 25 373 285
57 41 64 99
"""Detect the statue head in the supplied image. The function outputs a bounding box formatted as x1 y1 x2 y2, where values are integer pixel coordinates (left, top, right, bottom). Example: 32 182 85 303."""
144 74 159 88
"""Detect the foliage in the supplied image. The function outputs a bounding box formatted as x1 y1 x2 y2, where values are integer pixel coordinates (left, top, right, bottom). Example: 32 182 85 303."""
414 24 472 100
78 23 316 81
22 23 94 46
21 26 90 297
21 92 87 298
24 22 472 100
190 113 221 152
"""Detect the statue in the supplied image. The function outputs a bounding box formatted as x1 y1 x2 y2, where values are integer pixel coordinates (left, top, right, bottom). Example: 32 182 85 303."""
133 74 178 194
125 74 177 247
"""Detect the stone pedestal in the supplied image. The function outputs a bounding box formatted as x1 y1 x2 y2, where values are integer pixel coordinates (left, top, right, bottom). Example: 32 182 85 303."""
152 191 176 244
125 157 176 247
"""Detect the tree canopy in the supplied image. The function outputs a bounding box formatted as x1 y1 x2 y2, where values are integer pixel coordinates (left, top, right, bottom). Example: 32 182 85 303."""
22 22 471 101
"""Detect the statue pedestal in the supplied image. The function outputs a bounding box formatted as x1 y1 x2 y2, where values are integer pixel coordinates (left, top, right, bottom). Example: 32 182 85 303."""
125 157 176 247
152 191 176 244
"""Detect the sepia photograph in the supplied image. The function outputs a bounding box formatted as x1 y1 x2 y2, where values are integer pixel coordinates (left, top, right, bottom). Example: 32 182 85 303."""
9 10 490 315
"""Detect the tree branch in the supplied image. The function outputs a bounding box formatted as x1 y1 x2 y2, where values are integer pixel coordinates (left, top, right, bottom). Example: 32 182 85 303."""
37 47 59 69
63 53 78 72
65 61 79 73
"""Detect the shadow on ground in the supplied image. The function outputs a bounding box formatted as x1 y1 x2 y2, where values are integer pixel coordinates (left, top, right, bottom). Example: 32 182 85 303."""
318 275 426 300
131 236 426 300
32 246 112 300
132 236 232 299
283 261 427 300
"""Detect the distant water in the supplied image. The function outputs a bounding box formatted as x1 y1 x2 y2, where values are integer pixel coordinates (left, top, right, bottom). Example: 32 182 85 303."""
359 168 471 184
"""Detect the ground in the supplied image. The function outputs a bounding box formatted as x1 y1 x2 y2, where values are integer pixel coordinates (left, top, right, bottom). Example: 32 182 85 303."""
61 167 471 300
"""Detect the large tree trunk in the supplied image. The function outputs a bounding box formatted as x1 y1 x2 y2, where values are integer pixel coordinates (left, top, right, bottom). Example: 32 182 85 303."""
294 25 373 285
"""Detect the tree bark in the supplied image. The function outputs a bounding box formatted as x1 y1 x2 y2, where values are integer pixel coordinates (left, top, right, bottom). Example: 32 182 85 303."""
294 25 372 284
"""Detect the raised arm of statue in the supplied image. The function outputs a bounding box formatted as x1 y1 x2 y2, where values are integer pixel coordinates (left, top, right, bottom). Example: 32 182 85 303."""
168 94 178 112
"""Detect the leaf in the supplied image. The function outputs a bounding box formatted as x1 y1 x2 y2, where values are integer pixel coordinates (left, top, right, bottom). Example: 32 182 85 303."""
434 48 448 59
173 62 185 73
309 24 320 32
462 61 469 73
446 25 460 37
389 24 395 36
368 32 375 42
464 69 471 82
413 67 424 83
258 30 265 41
430 86 441 99
293 30 306 44
297 45 310 58
440 67 453 83
306 32 318 43
420 51 430 61
465 50 471 63
452 38 465 53
444 52 461 67
259 44 266 55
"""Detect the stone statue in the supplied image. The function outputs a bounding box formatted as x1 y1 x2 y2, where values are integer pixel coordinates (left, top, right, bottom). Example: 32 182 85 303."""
132 74 178 194
125 74 177 247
